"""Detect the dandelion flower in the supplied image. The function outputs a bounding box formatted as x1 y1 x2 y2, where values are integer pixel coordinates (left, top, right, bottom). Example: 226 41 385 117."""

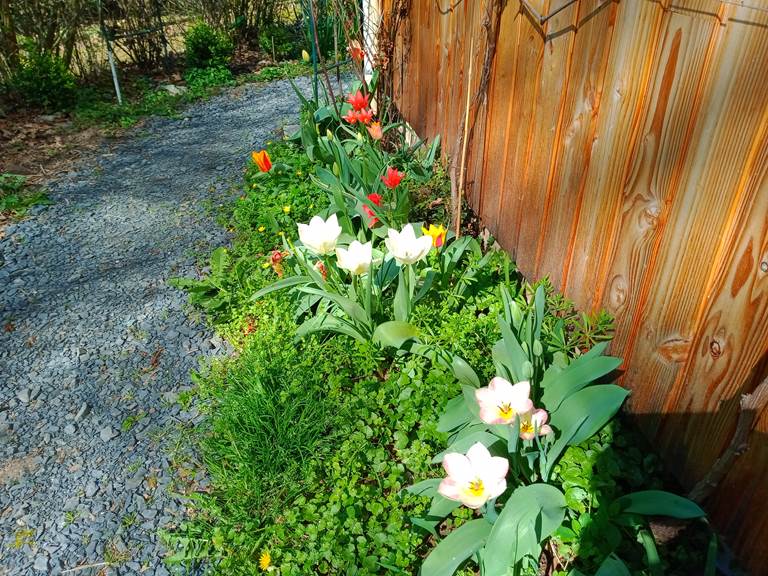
259 550 271 570
258 226 266 232
283 205 291 214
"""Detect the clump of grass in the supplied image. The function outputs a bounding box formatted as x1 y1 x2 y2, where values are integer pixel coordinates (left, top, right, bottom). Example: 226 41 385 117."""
0 174 52 221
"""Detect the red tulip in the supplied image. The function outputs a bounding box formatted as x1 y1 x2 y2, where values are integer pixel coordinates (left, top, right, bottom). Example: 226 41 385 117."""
356 108 374 125
381 167 404 189
346 90 370 112
252 150 272 172
342 109 358 124
362 193 383 227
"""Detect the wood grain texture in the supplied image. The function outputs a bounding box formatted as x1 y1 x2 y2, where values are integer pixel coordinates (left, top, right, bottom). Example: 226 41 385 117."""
564 0 665 310
533 0 617 287
382 0 768 569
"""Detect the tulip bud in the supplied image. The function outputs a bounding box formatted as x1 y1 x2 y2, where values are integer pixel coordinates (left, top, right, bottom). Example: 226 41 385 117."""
326 129 334 140
533 339 543 357
332 162 340 176
302 49 311 62
356 132 364 143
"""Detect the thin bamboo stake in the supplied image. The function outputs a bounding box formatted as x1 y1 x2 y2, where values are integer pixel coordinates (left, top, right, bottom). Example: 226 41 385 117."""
454 37 475 238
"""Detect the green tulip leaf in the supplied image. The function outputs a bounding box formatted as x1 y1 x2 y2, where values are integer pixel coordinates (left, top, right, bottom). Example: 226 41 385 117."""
372 321 419 349
420 519 491 576
549 385 629 447
614 490 706 519
482 484 566 576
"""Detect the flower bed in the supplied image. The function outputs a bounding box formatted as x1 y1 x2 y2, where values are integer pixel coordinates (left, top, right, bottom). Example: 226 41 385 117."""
167 51 716 576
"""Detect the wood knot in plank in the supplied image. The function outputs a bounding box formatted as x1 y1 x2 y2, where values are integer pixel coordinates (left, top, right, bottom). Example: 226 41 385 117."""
607 274 627 312
658 337 691 363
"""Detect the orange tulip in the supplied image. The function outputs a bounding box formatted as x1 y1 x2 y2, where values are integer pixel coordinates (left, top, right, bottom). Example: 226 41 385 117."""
342 109 358 124
348 40 365 62
367 121 383 141
252 150 272 172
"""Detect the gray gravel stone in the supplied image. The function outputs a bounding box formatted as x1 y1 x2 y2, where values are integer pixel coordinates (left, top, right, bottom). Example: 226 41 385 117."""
99 426 119 442
33 553 49 572
85 480 99 498
0 76 318 575
74 402 90 421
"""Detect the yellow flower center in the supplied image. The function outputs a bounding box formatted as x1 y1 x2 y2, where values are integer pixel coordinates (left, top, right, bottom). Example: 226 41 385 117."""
520 421 534 435
468 478 485 497
498 403 513 419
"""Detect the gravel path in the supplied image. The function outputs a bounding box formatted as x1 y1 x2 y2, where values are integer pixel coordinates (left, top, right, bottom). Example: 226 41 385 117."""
0 77 311 575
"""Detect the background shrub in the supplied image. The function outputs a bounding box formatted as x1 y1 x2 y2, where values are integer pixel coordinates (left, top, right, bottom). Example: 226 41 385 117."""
184 66 235 94
10 43 77 110
184 22 234 70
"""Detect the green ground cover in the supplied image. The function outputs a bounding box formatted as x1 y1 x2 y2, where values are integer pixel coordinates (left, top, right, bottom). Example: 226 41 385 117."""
167 124 716 574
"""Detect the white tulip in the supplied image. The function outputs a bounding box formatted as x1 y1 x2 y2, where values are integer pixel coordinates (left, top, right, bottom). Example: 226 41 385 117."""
384 224 433 265
336 240 373 275
297 214 342 255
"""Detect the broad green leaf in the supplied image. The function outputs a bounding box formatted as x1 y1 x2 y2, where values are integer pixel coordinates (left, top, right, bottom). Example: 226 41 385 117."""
461 385 481 419
410 516 439 538
482 484 566 576
549 385 629 447
295 314 367 343
543 413 589 480
614 490 706 519
542 355 623 412
437 396 472 433
431 431 501 463
209 247 228 276
405 478 441 498
373 321 419 349
427 494 461 519
595 555 631 576
638 528 662 576
299 287 370 325
420 519 491 576
251 275 312 300
452 356 480 388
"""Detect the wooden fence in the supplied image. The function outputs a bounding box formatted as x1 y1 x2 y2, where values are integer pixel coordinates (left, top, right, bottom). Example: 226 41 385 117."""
379 0 768 571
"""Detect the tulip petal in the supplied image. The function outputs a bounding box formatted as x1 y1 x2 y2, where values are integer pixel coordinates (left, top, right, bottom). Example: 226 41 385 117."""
437 477 463 501
442 452 474 484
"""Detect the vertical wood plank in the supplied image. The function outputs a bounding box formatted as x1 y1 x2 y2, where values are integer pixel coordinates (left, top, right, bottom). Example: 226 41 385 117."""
477 2 522 235
597 2 720 401
564 0 665 310
495 0 549 256
656 14 768 480
530 0 617 288
512 0 580 277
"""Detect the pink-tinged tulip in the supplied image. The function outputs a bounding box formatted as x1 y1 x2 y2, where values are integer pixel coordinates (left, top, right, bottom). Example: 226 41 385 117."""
356 108 374 125
381 166 404 189
438 442 508 509
475 377 533 425
348 40 365 62
422 224 447 248
519 409 553 441
346 90 370 112
252 150 272 172
362 193 383 227
367 121 383 141
342 109 359 124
